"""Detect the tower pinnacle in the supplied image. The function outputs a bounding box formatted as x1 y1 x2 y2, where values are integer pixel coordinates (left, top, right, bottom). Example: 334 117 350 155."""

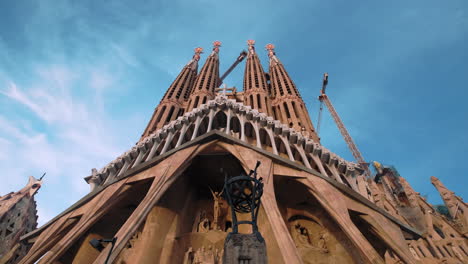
247 39 256 53
266 43 319 141
186 41 221 112
140 47 202 139
243 40 272 116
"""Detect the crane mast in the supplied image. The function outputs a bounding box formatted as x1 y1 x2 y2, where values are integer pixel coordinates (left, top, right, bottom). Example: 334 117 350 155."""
318 73 371 177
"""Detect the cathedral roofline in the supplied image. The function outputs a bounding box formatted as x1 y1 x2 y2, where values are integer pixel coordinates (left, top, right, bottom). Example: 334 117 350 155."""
91 94 360 187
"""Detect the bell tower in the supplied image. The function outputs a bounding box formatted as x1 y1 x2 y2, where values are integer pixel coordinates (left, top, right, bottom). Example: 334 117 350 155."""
186 41 221 112
140 47 202 140
243 40 273 116
266 44 319 142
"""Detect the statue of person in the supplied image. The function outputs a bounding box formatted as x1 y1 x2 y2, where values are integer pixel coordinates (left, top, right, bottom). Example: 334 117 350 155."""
294 223 311 247
318 231 329 253
193 247 204 264
197 210 210 233
183 247 194 264
209 187 225 230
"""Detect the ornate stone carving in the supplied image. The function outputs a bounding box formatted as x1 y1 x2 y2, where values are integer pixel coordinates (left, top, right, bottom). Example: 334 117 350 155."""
183 246 223 264
293 223 312 247
197 210 211 233
223 233 267 264
209 187 226 231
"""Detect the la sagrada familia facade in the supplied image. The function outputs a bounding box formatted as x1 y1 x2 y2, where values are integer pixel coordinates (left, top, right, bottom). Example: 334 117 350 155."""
0 40 467 264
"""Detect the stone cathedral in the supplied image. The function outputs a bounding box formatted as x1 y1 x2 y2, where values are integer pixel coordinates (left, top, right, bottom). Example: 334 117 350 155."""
1 40 467 264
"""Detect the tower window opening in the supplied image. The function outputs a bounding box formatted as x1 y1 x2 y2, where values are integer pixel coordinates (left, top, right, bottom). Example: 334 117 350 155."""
278 67 292 94
417 246 426 257
165 106 175 123
292 101 300 119
184 75 196 99
443 246 452 257
193 96 200 109
274 68 284 96
168 72 184 99
176 71 192 99
155 105 167 124
202 96 207 104
459 245 467 256
247 60 252 89
257 94 262 108
284 102 291 118
253 62 259 88
437 246 446 257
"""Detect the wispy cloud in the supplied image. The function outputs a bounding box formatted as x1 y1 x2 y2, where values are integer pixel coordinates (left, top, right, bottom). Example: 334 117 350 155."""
0 63 136 224
0 0 466 226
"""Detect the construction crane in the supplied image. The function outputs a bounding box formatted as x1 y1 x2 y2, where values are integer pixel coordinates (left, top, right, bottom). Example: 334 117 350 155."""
317 73 371 177
218 50 248 87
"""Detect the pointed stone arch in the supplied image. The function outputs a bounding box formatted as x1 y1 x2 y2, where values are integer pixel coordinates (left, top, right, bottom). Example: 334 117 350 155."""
291 145 303 166
274 136 292 160
154 139 167 156
29 177 154 264
196 116 210 138
259 128 274 152
170 130 182 150
110 144 284 263
184 123 196 144
212 111 228 132
244 121 257 146
229 116 241 139
274 176 365 263
306 154 321 173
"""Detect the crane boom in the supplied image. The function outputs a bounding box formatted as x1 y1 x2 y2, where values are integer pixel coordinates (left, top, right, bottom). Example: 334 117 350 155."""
318 73 371 177
218 50 248 86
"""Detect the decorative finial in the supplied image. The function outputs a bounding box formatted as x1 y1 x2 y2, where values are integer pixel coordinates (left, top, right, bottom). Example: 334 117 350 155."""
265 43 275 57
213 41 222 53
247 40 255 53
193 47 203 61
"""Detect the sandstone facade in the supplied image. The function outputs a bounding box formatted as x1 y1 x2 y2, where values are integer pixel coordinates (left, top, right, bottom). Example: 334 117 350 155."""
5 41 467 264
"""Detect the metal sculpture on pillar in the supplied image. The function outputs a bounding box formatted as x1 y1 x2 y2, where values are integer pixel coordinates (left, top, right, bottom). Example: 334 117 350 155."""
223 161 267 264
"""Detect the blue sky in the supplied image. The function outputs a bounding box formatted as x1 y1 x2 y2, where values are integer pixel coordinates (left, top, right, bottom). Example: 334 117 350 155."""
0 0 467 225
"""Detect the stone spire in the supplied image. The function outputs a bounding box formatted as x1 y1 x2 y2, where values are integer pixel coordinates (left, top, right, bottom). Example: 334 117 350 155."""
266 44 319 142
140 47 203 140
243 40 273 116
0 176 42 263
186 41 221 112
431 176 467 235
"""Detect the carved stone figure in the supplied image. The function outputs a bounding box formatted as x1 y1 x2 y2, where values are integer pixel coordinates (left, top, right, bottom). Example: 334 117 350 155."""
183 247 195 264
223 233 267 264
318 231 329 253
197 210 211 233
193 246 216 264
294 223 312 247
209 187 225 230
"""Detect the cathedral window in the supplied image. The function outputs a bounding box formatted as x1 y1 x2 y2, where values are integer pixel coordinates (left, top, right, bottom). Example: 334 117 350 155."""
284 102 291 118
417 246 426 257
155 106 166 124
165 106 175 123
193 96 200 108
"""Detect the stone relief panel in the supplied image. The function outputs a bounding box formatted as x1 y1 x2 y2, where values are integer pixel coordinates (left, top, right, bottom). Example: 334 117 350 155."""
275 177 363 263
287 214 356 264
